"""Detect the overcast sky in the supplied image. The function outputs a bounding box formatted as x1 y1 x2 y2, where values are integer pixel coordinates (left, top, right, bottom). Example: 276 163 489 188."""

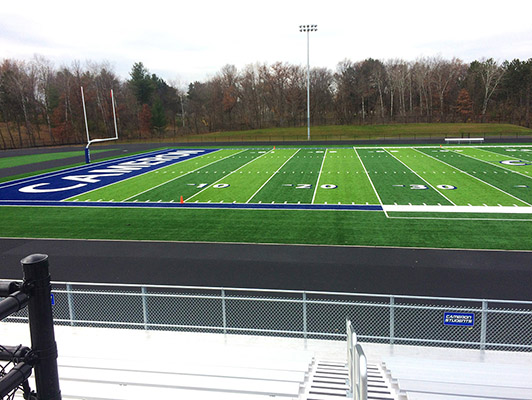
2 0 531 85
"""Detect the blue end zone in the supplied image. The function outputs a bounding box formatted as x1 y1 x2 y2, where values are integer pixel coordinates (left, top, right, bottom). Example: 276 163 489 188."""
0 149 217 201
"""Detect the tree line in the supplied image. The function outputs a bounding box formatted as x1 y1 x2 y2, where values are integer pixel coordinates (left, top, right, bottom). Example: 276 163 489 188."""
1 55 531 149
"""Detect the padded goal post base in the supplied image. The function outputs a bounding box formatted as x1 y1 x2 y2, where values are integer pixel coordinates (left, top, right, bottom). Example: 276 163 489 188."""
85 148 91 164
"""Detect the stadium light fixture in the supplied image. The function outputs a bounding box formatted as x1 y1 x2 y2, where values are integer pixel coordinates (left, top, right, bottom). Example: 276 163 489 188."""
299 25 317 141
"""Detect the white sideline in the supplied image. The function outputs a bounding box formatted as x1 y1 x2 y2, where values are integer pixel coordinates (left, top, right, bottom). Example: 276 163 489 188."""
383 204 532 213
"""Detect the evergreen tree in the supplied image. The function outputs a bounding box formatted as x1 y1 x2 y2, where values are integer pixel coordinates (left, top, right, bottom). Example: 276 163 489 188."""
129 62 154 105
151 99 167 133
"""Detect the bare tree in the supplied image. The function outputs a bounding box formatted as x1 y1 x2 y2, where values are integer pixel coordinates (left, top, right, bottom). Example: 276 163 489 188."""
431 57 466 120
476 58 505 117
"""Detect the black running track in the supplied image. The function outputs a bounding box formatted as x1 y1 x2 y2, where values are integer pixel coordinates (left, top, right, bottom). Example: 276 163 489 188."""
1 142 532 301
1 238 532 300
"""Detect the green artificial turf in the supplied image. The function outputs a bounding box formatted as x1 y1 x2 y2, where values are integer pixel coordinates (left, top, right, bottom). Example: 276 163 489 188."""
2 142 532 250
1 206 531 250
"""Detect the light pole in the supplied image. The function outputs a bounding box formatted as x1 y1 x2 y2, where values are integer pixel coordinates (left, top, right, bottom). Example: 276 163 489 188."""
299 24 317 141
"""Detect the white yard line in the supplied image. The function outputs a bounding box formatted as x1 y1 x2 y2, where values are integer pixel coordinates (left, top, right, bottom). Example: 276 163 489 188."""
186 149 274 202
353 146 388 217
311 149 327 204
121 149 244 201
245 149 300 203
384 148 456 206
413 148 532 207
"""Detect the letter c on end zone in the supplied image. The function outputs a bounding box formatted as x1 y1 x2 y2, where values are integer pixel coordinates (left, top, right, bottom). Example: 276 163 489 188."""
19 182 87 193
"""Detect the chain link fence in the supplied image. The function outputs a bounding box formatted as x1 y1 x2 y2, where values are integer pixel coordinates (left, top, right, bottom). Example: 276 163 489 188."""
3 282 532 352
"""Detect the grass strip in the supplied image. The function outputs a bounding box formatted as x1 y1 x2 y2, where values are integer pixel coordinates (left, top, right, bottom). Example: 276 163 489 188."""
0 149 113 169
1 206 532 250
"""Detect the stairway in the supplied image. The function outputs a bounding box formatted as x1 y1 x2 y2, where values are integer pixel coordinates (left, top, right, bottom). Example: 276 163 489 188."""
303 359 398 400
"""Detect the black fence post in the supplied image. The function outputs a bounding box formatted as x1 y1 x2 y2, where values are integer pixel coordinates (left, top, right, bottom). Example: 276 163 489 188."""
21 254 62 400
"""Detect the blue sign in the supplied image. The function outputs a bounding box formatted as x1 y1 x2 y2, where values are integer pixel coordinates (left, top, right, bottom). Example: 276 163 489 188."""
444 312 474 326
50 293 55 305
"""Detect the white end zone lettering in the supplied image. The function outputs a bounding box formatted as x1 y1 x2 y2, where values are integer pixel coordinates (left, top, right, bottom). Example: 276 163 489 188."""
19 183 87 193
63 174 123 183
9 148 213 199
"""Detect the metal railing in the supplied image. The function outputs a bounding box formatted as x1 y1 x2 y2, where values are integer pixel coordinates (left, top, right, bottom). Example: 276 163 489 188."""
0 254 61 400
2 282 532 352
347 319 367 400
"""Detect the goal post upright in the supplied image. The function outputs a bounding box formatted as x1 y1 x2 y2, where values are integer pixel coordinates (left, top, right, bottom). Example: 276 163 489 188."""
82 86 119 164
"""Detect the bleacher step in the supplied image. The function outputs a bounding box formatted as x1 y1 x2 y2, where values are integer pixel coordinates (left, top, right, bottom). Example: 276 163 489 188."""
304 360 398 400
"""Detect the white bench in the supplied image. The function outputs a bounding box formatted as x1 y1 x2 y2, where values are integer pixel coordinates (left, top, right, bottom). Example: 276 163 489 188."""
58 365 303 397
383 359 532 388
384 358 532 400
396 378 532 399
406 391 512 400
444 137 484 144
58 380 285 400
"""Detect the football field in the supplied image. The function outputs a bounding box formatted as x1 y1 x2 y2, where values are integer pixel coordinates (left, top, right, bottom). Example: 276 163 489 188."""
2 145 532 219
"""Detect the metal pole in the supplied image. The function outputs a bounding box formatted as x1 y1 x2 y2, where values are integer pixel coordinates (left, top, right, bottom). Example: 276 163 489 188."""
306 30 310 141
221 288 227 336
81 86 91 164
81 86 90 145
389 296 395 345
480 300 488 350
302 292 308 347
66 283 75 326
111 89 119 139
141 286 149 330
21 254 62 400
300 25 317 141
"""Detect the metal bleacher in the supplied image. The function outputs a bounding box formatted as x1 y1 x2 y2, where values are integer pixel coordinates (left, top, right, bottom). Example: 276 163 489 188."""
3 274 532 400
1 321 400 400
4 320 532 399
383 357 532 400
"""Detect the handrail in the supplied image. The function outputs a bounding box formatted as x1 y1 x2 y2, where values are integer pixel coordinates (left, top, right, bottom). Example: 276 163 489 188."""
347 319 367 400
3 280 532 352
3 279 531 305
